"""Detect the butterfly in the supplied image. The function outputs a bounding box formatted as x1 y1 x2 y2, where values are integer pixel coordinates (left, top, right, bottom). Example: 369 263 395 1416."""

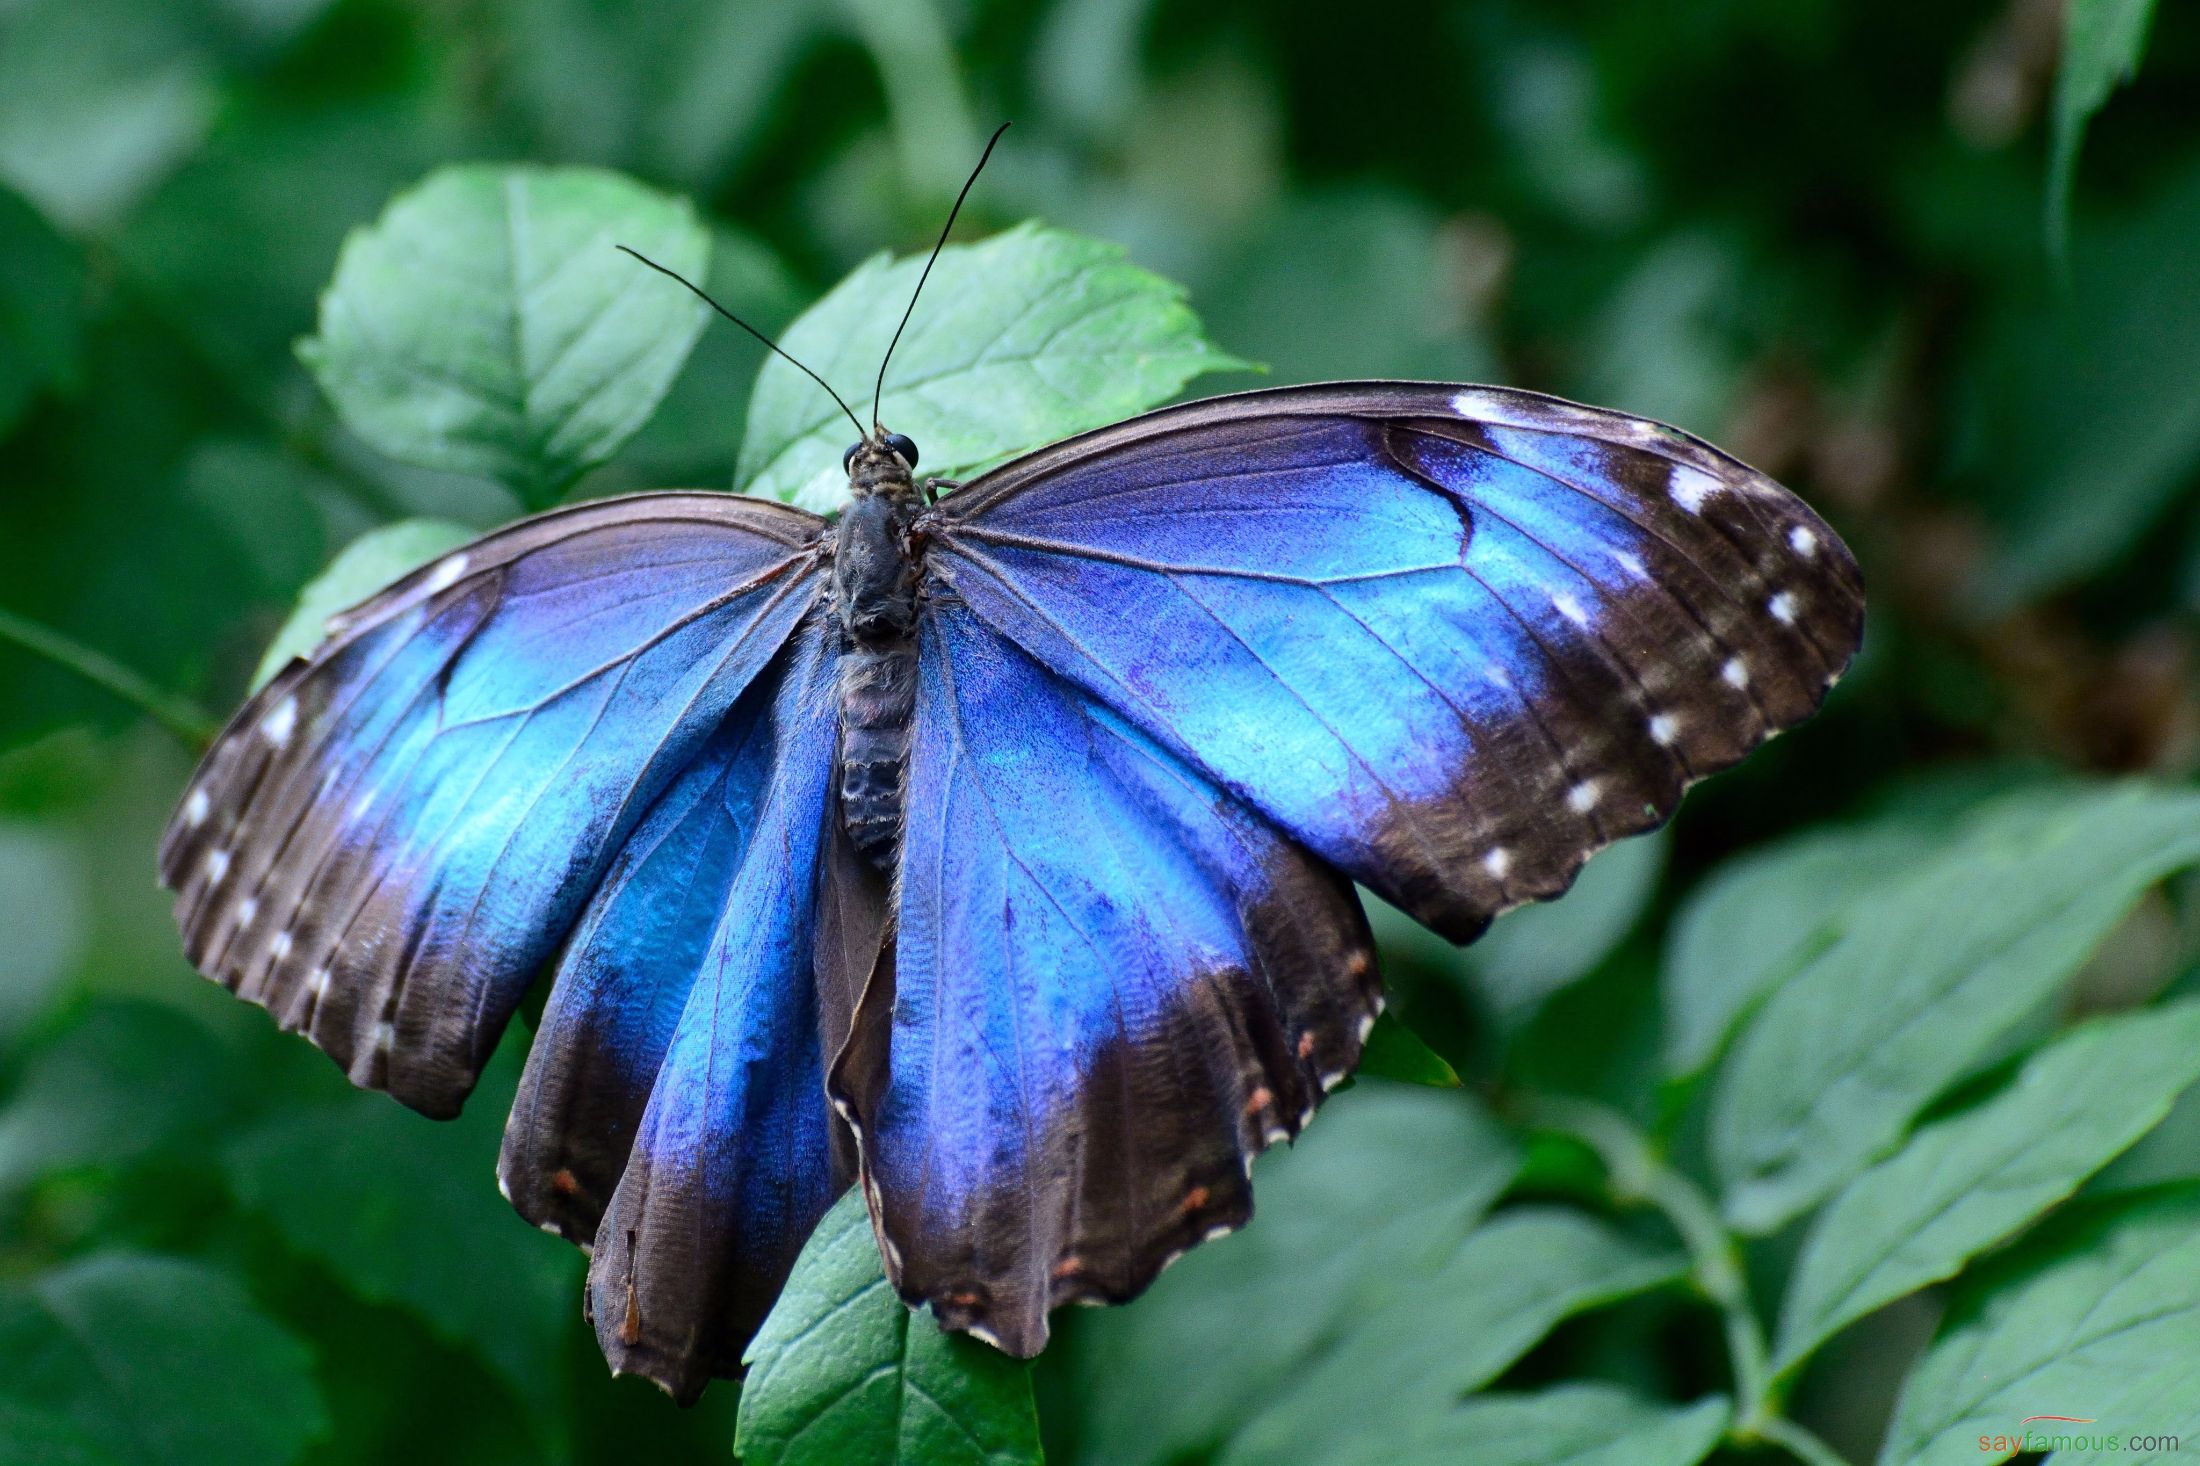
158 142 1863 1405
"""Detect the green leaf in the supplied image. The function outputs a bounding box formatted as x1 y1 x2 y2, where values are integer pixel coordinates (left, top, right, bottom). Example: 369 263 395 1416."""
1347 1386 1731 1466
1077 1087 1519 1466
0 0 218 230
1774 1001 2200 1372
1972 158 2200 610
300 164 711 507
1712 784 2200 1232
224 1084 581 1448
734 1189 1041 1466
1877 1185 2200 1466
0 184 82 436
1664 821 1938 1080
0 1001 241 1199
1220 1208 1687 1466
1356 1012 1462 1087
1466 829 1666 1025
251 519 473 689
2046 0 2157 258
0 821 85 1050
0 1253 328 1466
735 221 1247 512
0 1402 126 1466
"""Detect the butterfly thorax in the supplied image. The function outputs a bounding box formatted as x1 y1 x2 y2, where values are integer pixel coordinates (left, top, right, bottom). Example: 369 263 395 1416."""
832 452 922 868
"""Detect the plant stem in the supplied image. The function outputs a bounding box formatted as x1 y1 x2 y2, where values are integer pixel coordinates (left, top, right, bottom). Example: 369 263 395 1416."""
0 607 217 748
1755 1415 1855 1466
1515 1094 1851 1466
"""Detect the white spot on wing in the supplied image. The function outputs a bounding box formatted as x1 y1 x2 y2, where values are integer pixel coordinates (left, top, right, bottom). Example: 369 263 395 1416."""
1356 1012 1377 1043
1615 551 1647 578
260 697 298 748
1649 712 1681 746
1552 592 1590 627
184 789 209 827
306 967 330 996
1567 780 1602 814
271 931 292 960
1670 470 1720 513
1484 847 1511 878
1722 658 1750 689
237 897 258 925
372 1020 395 1052
1788 526 1818 558
424 554 469 592
1768 591 1798 624
206 849 231 883
1203 1224 1235 1243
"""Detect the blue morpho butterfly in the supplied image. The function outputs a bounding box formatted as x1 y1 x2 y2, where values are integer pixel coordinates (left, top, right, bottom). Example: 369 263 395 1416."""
160 129 1863 1403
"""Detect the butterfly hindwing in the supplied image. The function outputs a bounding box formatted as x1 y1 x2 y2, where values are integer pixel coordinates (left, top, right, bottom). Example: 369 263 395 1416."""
832 604 1379 1356
158 494 825 1118
562 622 855 1404
929 382 1863 944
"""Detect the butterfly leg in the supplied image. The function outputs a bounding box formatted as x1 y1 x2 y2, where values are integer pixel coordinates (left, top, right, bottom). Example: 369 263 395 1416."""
920 477 962 505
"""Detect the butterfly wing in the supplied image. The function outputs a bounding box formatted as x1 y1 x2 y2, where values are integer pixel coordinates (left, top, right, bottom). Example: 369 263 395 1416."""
158 493 825 1119
830 604 1378 1356
497 620 855 1404
850 381 1862 1348
926 381 1863 942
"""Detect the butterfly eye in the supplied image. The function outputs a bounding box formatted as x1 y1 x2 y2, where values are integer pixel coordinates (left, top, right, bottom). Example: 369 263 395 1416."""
842 441 862 473
883 433 919 471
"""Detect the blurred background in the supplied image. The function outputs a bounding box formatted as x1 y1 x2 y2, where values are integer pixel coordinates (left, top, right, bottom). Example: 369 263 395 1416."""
0 0 2196 1462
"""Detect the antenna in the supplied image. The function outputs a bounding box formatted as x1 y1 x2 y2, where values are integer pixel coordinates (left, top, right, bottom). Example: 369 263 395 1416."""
615 244 866 443
870 121 1011 429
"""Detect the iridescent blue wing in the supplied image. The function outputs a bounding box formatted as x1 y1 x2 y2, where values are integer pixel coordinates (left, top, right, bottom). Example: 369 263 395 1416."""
849 381 1861 1349
927 382 1863 942
499 620 854 1404
830 605 1378 1357
158 493 826 1119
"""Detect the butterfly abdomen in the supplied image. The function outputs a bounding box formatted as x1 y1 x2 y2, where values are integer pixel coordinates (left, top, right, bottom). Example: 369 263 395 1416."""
838 641 915 866
831 493 920 868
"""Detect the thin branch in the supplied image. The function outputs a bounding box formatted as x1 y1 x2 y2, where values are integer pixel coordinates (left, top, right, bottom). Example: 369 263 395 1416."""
0 607 217 748
1514 1093 1852 1466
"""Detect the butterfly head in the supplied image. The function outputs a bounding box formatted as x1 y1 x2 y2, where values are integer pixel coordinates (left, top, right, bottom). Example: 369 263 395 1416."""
842 432 920 499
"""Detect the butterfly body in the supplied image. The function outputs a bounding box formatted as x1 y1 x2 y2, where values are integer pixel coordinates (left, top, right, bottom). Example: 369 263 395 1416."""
161 380 1864 1403
830 450 924 866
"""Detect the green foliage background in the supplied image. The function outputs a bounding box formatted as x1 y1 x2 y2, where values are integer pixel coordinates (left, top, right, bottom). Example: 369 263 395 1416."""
2 1 2198 1462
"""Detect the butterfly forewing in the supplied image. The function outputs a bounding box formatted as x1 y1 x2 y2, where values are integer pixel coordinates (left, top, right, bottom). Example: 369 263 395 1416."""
929 382 1862 942
157 493 825 1117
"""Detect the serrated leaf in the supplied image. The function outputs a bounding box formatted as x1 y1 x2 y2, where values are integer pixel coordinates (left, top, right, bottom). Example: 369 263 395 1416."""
0 1001 240 1199
1663 822 1936 1079
0 184 82 436
1775 1001 2200 1372
1220 1208 1687 1466
1349 1385 1731 1466
1356 1012 1462 1087
223 1083 580 1449
251 519 473 689
0 1253 328 1466
2047 0 2157 258
1877 1185 2200 1466
1712 784 2200 1233
735 221 1247 512
300 164 710 506
1466 829 1666 1025
735 1189 1040 1466
1078 1087 1518 1466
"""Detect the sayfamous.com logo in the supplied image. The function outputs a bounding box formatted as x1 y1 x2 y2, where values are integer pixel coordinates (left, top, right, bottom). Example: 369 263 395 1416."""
1979 1416 2184 1454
